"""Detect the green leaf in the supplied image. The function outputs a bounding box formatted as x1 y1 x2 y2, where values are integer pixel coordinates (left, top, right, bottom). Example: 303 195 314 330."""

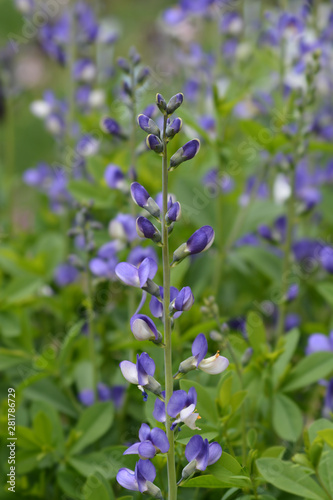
23 378 78 417
246 312 267 356
181 475 229 488
256 458 329 500
209 453 251 488
273 329 300 385
176 423 219 445
273 393 303 442
316 282 333 307
317 429 333 448
0 347 32 370
57 469 82 499
68 446 136 479
68 179 115 208
59 320 84 369
33 412 54 446
0 276 43 305
0 311 21 338
282 352 333 392
70 402 114 455
318 449 333 496
261 446 286 459
179 379 219 425
83 474 115 500
308 419 333 444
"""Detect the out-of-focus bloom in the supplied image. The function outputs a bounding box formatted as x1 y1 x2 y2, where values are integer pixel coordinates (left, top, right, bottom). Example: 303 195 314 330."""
109 214 137 242
323 379 333 418
105 164 127 191
320 247 333 273
120 352 162 400
78 388 94 406
176 333 229 376
127 246 158 267
117 459 162 499
54 263 78 287
172 226 215 266
101 117 125 139
306 332 333 355
285 283 299 303
130 314 162 343
169 139 200 171
76 134 100 157
239 176 269 206
179 435 222 483
131 183 161 219
73 58 96 82
285 313 300 332
258 216 287 244
124 423 169 458
89 242 119 280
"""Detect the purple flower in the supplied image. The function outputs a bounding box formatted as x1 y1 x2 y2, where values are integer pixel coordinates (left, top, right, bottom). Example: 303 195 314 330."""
150 287 179 320
169 139 200 171
54 263 79 287
156 93 167 113
130 314 162 343
166 201 181 224
179 435 222 483
105 164 127 191
89 242 119 280
176 333 229 376
131 183 161 219
285 284 299 303
166 118 183 139
97 383 111 401
146 134 164 154
258 216 286 244
137 114 160 136
136 217 161 244
320 247 333 273
117 459 162 498
115 257 159 294
110 385 126 409
285 313 300 332
73 58 96 82
153 387 201 430
297 187 322 213
171 286 194 313
76 134 100 157
101 117 125 138
172 226 215 266
109 214 137 242
184 78 200 102
124 423 169 458
120 353 161 400
306 332 333 355
78 388 94 406
127 246 158 267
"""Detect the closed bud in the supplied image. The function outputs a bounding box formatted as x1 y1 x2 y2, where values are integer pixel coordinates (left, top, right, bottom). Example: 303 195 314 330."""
166 117 183 139
156 93 167 114
130 314 162 343
146 481 164 500
166 93 183 115
138 114 160 137
117 57 131 73
136 216 162 244
169 139 200 171
137 66 150 85
123 80 132 96
101 117 126 139
146 134 164 154
131 182 161 219
166 201 181 224
177 460 197 486
171 226 214 266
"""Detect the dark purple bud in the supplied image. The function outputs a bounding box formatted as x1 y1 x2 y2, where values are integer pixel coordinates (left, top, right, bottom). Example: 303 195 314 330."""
137 114 160 136
137 67 150 85
146 134 164 154
136 216 161 244
101 117 124 138
131 182 161 219
172 226 215 266
166 93 184 115
166 117 183 139
169 139 200 171
166 201 181 224
156 93 167 113
117 57 131 73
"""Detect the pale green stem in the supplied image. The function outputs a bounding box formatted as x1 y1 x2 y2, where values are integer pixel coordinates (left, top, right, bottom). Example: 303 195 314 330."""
66 0 76 177
162 115 177 500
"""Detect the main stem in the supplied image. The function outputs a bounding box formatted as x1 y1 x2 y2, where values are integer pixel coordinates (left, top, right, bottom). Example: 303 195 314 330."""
162 115 177 500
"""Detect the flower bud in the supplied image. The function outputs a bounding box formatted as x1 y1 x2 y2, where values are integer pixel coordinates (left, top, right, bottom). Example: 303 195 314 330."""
156 93 167 114
171 226 215 266
137 67 150 84
146 134 164 154
117 57 130 73
166 201 181 224
166 117 183 139
101 117 126 139
166 93 183 115
131 182 161 219
104 164 127 191
137 114 160 137
130 314 162 343
136 216 162 244
146 482 164 500
178 460 197 485
169 139 200 171
171 286 194 312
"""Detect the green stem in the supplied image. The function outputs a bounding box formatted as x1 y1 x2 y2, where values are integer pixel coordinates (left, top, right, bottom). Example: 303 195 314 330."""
275 165 296 343
4 94 15 235
162 115 177 500
66 0 76 177
85 253 98 397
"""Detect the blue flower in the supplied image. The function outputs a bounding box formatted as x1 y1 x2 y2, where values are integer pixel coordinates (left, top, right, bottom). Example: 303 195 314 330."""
120 353 162 399
124 423 169 458
176 333 229 376
153 387 201 430
117 459 162 498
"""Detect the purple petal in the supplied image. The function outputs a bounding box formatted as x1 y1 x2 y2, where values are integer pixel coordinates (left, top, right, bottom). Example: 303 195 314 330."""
138 257 158 287
192 333 208 365
167 390 187 418
187 387 197 406
153 398 166 423
117 468 138 491
137 352 155 385
131 182 150 207
89 258 108 277
115 262 140 287
150 428 170 453
130 314 158 341
138 440 156 459
128 246 158 267
185 435 204 462
139 423 151 442
208 442 222 465
123 442 141 455
105 164 125 189
306 333 332 355
195 438 209 471
78 389 95 406
150 295 163 319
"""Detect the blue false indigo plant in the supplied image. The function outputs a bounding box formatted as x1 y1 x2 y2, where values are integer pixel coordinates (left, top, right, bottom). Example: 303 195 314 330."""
115 93 228 499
